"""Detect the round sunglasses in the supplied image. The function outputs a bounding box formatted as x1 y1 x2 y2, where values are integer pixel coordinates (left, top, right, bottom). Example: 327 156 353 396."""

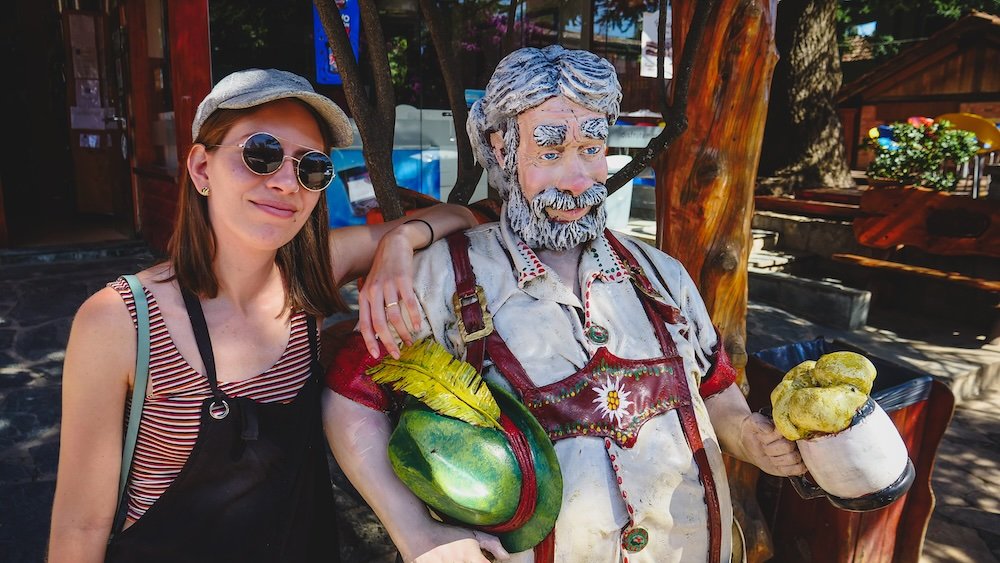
208 132 335 192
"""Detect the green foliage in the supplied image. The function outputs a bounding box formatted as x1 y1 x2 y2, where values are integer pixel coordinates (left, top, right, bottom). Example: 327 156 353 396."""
387 37 410 89
866 119 979 191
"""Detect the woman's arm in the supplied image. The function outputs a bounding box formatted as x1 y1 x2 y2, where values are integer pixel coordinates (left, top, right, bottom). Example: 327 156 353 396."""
322 390 507 562
48 288 136 562
329 204 477 358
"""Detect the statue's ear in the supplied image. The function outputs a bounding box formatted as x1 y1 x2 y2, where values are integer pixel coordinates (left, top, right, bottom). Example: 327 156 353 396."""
489 130 505 166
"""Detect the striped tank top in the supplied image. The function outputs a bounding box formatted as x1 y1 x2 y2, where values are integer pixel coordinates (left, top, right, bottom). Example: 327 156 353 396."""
110 277 316 521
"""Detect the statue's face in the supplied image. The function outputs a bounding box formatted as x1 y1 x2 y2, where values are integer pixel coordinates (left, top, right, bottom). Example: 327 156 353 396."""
492 96 610 251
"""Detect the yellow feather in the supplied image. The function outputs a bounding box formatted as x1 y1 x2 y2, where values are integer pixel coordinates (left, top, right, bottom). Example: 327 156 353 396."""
367 338 501 429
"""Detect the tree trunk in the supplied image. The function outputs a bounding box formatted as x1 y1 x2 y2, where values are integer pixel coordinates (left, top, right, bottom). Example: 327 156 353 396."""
655 0 779 560
758 0 854 192
314 0 405 220
417 0 484 205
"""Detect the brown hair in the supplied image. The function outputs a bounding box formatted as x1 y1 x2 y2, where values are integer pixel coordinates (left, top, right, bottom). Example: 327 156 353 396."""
167 101 346 317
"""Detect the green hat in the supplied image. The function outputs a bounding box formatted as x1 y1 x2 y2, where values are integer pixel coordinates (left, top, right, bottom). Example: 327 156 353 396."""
388 381 562 553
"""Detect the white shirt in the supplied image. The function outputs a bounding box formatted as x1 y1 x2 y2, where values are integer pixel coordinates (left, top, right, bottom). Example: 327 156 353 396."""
411 218 734 563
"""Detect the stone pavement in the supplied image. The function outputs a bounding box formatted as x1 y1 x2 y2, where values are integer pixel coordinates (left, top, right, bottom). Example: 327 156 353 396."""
1 248 997 562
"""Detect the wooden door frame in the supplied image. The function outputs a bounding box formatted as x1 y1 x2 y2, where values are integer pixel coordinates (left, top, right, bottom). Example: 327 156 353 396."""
166 0 212 176
0 177 7 247
121 0 210 251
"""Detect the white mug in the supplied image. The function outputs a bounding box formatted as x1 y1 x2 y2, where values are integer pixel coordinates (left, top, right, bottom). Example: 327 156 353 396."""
790 399 915 511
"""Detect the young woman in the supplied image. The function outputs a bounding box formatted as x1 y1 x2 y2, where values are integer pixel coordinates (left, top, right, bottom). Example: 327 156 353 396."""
47 69 476 562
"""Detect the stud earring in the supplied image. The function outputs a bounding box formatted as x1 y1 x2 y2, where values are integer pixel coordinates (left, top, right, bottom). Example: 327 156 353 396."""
199 186 210 196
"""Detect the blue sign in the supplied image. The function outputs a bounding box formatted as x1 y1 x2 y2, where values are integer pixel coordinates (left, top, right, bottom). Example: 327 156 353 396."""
313 3 360 85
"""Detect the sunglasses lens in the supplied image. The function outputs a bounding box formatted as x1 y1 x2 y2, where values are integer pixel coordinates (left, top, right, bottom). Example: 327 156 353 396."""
242 133 283 174
298 151 334 191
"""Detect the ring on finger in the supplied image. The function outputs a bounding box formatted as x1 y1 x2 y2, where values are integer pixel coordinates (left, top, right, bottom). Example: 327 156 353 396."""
384 301 399 309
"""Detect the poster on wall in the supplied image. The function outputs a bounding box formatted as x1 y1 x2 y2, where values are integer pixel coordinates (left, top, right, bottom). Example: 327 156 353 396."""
640 8 672 79
313 2 360 85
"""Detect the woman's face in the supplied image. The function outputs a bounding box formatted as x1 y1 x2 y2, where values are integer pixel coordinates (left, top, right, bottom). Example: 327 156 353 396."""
196 99 326 254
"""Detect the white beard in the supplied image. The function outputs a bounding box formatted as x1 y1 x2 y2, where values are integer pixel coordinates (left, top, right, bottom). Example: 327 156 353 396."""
505 182 608 251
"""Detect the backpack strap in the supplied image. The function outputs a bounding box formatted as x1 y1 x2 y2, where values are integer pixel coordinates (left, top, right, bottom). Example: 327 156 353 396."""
109 274 152 539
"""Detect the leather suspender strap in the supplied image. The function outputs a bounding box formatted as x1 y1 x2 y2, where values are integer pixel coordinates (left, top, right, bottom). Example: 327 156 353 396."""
606 232 723 563
676 395 723 563
445 232 543 531
447 233 487 371
604 230 687 328
445 233 535 395
485 333 535 396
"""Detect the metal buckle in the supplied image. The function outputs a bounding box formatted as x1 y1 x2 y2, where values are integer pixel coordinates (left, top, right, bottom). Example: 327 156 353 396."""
452 285 494 341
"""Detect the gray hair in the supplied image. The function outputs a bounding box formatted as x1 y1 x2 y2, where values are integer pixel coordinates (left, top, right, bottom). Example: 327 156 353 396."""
468 45 622 198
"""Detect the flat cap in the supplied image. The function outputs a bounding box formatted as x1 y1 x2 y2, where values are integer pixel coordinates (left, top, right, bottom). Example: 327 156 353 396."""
192 68 353 147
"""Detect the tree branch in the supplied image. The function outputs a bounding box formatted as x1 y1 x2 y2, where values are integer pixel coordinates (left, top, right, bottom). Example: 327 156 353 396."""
606 0 717 193
657 0 670 117
502 0 521 55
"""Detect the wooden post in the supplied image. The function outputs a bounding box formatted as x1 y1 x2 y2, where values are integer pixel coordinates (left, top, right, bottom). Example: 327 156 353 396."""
655 0 779 560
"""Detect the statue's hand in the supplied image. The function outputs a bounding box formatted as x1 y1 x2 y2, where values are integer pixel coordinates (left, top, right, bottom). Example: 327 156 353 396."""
406 525 510 563
739 412 807 477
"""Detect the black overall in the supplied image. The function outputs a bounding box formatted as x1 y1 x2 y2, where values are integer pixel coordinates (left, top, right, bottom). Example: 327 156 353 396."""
105 291 338 563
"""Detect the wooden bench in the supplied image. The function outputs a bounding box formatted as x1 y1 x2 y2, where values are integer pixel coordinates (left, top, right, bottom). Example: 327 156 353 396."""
830 186 1000 331
754 194 863 221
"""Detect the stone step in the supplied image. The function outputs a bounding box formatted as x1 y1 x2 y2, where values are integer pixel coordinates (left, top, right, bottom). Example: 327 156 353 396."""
748 269 871 330
0 240 154 266
747 248 804 271
751 228 779 253
752 210 872 257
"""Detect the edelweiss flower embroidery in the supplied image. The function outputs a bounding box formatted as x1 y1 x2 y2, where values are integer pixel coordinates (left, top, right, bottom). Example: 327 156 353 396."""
592 376 634 427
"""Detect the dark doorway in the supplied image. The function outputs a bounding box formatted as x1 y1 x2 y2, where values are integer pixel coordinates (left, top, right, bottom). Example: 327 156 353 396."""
0 0 135 248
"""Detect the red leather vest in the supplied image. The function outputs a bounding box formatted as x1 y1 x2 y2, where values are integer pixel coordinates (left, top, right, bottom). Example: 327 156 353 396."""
447 231 723 563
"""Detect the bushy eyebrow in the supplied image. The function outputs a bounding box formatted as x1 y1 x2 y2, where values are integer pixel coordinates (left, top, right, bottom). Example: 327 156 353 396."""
533 124 567 147
580 118 609 140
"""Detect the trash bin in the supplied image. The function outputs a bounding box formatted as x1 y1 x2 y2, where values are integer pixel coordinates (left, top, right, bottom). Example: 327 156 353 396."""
746 338 955 563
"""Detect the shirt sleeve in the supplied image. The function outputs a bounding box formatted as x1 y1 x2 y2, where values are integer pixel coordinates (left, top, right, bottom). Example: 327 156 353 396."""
325 240 452 412
626 238 738 399
324 331 397 412
699 328 737 399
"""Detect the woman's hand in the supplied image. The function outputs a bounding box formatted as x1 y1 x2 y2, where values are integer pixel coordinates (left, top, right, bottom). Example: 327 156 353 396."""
405 525 509 563
357 223 425 358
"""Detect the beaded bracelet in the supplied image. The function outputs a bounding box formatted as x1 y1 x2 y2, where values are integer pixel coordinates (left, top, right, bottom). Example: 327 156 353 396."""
404 218 435 250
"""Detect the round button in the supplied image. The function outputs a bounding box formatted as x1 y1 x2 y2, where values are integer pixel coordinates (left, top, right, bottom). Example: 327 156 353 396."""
587 324 609 344
622 527 649 553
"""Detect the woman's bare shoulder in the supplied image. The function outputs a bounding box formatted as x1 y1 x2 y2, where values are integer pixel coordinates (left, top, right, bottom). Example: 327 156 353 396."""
73 285 135 341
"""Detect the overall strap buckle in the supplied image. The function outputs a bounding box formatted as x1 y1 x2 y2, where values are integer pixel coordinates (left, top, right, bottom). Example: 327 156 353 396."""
452 285 494 341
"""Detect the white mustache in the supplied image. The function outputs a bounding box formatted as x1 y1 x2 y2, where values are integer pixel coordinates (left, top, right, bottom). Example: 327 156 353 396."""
530 184 608 216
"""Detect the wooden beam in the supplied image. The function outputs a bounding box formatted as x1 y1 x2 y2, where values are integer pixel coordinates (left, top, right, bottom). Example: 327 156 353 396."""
166 0 212 174
754 196 862 220
831 253 1000 292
